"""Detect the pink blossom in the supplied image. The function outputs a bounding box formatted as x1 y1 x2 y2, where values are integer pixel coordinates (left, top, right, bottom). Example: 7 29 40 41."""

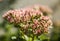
3 5 52 35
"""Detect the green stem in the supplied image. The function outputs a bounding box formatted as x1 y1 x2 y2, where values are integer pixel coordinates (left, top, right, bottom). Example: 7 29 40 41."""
32 34 34 41
17 27 20 41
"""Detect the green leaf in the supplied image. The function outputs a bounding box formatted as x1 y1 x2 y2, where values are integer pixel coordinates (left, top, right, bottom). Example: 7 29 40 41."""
34 39 42 41
38 34 49 40
24 35 29 41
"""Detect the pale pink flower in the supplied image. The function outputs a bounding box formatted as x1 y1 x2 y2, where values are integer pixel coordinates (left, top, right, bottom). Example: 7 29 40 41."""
3 5 52 35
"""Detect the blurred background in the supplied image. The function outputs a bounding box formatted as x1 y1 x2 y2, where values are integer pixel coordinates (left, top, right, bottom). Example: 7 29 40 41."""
0 0 60 41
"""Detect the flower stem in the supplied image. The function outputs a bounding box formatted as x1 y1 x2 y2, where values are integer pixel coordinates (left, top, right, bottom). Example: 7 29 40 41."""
32 34 34 41
17 27 20 41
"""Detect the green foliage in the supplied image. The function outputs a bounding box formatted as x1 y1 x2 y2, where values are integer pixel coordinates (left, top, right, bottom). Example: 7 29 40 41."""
38 33 49 41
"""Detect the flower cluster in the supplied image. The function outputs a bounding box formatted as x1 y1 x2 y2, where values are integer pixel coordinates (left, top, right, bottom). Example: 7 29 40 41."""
3 5 52 35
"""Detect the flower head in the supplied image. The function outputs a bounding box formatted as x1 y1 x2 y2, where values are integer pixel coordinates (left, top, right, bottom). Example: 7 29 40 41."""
3 5 52 35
